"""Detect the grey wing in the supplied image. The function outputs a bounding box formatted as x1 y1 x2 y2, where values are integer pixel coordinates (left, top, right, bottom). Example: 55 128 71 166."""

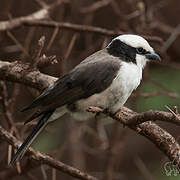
22 54 121 120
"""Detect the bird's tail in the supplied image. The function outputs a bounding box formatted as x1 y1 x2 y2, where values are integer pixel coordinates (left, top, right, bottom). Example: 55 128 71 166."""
10 110 54 166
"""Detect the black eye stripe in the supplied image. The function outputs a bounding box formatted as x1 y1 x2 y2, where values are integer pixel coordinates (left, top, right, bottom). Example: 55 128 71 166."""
107 39 137 64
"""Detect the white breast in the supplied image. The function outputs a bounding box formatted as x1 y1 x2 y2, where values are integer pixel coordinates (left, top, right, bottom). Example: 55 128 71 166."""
107 61 142 112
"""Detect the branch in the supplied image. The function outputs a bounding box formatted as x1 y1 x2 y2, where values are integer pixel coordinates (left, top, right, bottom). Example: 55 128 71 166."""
80 0 112 13
0 60 56 90
23 20 163 44
116 109 180 126
161 23 180 52
0 125 98 180
32 36 58 68
87 106 180 167
0 0 67 31
109 107 180 166
0 8 163 44
24 20 123 36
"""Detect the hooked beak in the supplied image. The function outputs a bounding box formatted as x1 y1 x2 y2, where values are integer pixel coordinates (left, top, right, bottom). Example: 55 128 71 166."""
145 52 161 61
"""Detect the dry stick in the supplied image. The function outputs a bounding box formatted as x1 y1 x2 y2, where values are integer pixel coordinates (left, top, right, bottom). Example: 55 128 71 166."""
150 21 173 35
0 61 57 91
0 0 67 31
0 158 39 179
21 27 37 60
0 9 48 31
24 20 122 36
134 156 155 180
0 126 98 180
8 128 14 165
104 123 126 180
110 0 122 17
64 33 78 60
33 36 58 68
165 105 180 120
0 9 162 44
7 31 30 57
23 20 163 44
8 144 13 165
0 82 20 139
80 0 112 13
33 36 45 66
35 0 49 8
47 27 59 50
41 165 48 180
26 173 39 180
115 109 180 126
161 23 180 52
116 110 180 167
88 106 180 167
52 168 56 180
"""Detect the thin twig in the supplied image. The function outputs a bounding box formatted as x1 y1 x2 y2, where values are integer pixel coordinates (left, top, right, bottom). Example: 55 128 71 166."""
134 156 155 180
64 33 78 60
161 23 180 52
0 82 20 139
165 105 180 120
47 27 59 50
23 20 163 44
0 0 67 31
7 31 30 57
80 0 112 13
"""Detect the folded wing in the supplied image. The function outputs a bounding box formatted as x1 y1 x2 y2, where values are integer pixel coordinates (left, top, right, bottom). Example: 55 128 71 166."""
22 52 121 121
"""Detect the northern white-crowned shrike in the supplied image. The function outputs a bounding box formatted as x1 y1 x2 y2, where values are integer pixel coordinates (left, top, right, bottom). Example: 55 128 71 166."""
10 34 161 165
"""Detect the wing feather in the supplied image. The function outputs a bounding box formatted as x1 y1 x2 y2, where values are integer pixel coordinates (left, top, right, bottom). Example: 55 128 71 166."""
22 50 121 117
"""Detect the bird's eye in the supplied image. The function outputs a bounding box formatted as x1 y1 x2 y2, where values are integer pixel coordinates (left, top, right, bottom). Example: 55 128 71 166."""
137 47 146 54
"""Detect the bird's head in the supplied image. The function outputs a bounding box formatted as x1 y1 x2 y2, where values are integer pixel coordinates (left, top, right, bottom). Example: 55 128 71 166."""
107 34 161 68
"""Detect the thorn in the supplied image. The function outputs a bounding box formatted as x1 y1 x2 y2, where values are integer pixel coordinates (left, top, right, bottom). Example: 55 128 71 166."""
165 105 180 120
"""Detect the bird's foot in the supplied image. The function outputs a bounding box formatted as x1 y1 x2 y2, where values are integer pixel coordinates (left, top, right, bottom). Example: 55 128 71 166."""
87 106 103 114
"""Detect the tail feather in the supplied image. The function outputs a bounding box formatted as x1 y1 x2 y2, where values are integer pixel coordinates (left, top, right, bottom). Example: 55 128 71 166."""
10 110 54 166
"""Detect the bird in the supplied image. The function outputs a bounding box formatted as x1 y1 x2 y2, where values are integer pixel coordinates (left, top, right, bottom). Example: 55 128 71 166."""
10 34 161 165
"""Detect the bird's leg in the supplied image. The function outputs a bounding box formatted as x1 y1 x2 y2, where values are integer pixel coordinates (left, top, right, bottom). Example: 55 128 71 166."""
87 106 111 118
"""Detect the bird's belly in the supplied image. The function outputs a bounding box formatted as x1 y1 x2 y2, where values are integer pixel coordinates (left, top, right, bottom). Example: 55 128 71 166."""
67 86 128 121
104 62 142 113
68 83 135 120
67 93 109 121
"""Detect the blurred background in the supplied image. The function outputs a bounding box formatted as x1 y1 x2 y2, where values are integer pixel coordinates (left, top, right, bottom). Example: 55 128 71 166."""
0 0 180 179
